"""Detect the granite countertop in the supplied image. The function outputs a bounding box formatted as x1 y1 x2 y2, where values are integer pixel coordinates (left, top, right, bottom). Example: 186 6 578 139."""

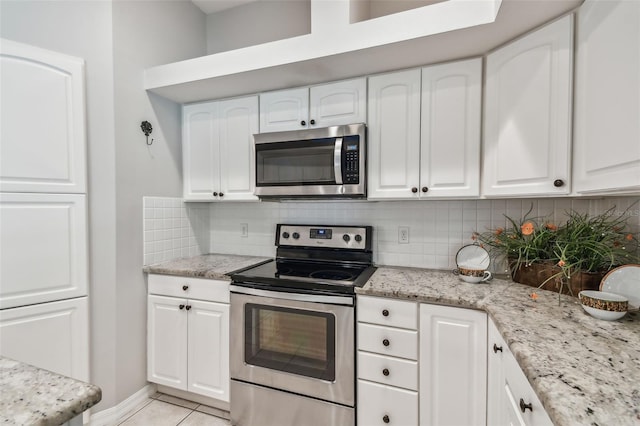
0 357 102 425
357 266 640 426
143 253 271 280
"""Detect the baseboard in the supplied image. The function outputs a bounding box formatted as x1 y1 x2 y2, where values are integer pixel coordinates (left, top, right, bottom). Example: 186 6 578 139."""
88 384 157 426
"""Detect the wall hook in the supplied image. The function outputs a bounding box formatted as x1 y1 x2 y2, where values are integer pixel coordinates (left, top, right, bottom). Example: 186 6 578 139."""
140 120 154 145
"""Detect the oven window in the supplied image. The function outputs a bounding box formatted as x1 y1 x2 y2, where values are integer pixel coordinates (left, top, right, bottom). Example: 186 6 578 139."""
256 140 336 186
244 304 336 381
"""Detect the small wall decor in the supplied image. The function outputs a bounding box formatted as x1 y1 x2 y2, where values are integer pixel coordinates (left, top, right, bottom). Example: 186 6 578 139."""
140 120 154 145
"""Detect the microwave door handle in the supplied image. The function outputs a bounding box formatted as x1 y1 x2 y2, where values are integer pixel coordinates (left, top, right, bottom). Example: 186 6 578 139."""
334 137 343 185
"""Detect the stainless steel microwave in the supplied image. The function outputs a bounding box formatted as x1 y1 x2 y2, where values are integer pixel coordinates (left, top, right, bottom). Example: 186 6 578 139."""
254 123 366 199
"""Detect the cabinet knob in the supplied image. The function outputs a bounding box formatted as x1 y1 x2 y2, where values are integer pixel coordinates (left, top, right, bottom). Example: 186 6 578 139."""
382 309 389 317
310 119 316 125
182 285 189 291
421 187 428 193
493 343 503 353
179 304 185 310
213 192 218 196
382 414 390 424
301 120 306 126
519 398 533 413
185 305 192 311
219 192 224 197
553 179 565 187
382 338 390 347
382 368 390 376
411 187 418 193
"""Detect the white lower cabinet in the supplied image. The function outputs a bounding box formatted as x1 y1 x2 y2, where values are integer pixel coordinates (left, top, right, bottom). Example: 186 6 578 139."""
419 304 487 426
487 319 553 426
0 296 89 381
147 274 230 403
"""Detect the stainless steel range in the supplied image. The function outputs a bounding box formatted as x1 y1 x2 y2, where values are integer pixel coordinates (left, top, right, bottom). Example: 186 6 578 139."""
229 224 375 426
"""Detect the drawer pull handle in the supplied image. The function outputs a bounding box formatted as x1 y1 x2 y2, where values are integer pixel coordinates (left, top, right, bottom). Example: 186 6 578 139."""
382 368 390 376
519 398 533 413
382 339 390 347
179 304 185 310
493 343 503 353
383 414 390 423
182 285 189 291
382 309 389 317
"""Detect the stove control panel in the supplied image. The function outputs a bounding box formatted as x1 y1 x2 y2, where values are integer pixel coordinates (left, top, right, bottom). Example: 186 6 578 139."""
277 224 371 250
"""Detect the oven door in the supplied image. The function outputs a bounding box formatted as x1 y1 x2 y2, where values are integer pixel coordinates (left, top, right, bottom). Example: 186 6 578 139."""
229 286 355 406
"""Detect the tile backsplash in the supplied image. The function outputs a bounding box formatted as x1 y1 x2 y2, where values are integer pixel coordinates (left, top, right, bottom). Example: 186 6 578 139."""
143 196 639 270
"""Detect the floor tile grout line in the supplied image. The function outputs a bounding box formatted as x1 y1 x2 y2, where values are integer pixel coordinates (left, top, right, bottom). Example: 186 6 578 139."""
116 398 155 425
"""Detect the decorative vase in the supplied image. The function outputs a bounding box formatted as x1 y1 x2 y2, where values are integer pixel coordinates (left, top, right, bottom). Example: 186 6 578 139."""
510 261 605 297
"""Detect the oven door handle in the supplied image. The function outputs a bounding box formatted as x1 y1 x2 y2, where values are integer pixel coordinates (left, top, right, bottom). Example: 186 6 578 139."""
334 137 343 185
230 284 354 306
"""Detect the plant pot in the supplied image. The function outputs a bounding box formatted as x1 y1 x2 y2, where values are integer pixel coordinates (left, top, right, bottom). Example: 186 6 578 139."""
510 261 606 297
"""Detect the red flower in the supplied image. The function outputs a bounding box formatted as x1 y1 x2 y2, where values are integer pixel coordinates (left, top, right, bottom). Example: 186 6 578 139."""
626 234 634 241
558 260 566 267
545 223 558 231
521 222 534 236
530 292 539 301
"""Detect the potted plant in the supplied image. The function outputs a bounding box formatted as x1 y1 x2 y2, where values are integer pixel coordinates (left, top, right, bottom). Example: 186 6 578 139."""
473 205 639 296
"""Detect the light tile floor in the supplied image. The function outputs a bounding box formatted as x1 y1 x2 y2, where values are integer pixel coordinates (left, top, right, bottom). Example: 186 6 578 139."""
117 393 231 426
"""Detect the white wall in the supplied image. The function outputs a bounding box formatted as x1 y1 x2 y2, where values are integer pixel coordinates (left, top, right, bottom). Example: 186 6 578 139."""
205 0 310 54
1 0 206 412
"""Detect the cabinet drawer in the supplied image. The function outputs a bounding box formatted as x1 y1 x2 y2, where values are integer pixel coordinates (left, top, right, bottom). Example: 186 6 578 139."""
148 274 229 303
358 351 418 391
358 295 417 329
357 380 418 426
358 323 418 360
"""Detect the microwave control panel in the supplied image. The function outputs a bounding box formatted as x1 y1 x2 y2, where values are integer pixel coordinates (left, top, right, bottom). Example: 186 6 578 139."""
343 136 360 184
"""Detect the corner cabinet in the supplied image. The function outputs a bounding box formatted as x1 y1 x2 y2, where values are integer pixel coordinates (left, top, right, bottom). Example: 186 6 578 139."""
259 78 367 133
487 319 553 426
573 0 640 195
182 96 258 201
147 274 230 405
483 15 573 197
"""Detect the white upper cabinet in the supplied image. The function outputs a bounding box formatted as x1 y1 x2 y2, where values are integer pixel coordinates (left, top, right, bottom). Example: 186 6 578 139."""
259 78 366 133
420 58 482 198
483 15 573 197
367 69 422 199
182 96 258 201
573 0 640 195
0 39 86 194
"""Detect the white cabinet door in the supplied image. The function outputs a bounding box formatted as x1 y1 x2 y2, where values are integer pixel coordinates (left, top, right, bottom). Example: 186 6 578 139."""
484 15 573 197
0 193 88 309
419 304 487 426
183 102 219 201
367 69 421 199
188 299 230 402
421 58 482 198
218 96 259 201
487 319 508 426
148 295 188 390
0 39 86 194
309 78 367 128
0 297 89 381
259 87 309 132
573 0 640 194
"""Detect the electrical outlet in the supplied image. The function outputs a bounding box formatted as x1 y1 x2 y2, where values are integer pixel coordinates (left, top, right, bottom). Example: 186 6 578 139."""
241 223 248 238
398 226 409 244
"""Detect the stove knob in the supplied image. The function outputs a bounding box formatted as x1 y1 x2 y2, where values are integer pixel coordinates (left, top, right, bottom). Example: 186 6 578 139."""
343 234 351 242
354 234 362 243
292 232 300 239
282 232 290 239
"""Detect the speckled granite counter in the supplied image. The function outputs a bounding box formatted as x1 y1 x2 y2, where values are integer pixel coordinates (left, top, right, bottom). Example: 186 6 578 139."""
357 267 640 426
0 357 101 425
143 253 271 280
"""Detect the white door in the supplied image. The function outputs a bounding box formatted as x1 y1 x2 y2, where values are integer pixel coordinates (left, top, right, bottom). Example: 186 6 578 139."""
0 38 86 194
148 295 188 390
182 102 219 200
484 15 573 197
187 299 230 402
573 0 640 194
259 87 309 132
309 78 367 128
419 304 487 426
420 58 482 198
367 69 422 199
218 96 259 201
0 297 89 381
0 193 88 309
